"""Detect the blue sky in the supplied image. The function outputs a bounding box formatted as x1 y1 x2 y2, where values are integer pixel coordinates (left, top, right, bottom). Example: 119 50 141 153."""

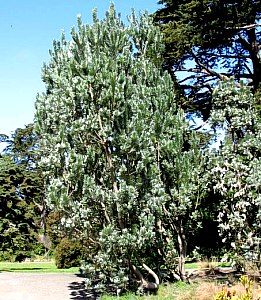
0 1 159 138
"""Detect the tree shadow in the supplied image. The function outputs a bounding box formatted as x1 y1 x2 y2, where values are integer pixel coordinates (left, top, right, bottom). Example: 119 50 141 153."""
68 280 99 299
0 267 44 272
68 273 122 299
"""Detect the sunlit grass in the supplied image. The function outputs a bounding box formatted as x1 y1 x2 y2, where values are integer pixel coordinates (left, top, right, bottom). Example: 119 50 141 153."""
100 261 235 300
185 262 199 269
101 280 261 300
0 261 80 273
101 282 200 300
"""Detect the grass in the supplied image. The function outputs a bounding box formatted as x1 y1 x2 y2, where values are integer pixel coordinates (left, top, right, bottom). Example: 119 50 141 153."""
101 280 261 300
102 294 138 300
0 261 80 273
185 262 199 269
185 261 231 269
0 261 226 274
101 282 202 300
101 261 234 300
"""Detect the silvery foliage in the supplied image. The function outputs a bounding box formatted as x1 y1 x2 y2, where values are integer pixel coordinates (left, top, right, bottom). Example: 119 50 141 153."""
35 5 205 289
157 109 207 255
210 79 261 262
162 115 208 282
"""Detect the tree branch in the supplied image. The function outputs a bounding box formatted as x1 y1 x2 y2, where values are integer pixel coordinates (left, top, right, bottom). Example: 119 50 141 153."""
130 260 159 291
244 63 253 75
191 51 241 87
226 24 261 31
202 53 251 59
192 52 229 81
178 74 209 84
177 66 202 74
236 34 252 53
100 201 111 224
193 121 208 131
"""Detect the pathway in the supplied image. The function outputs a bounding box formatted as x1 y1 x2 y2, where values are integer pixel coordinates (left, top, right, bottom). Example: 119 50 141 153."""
0 272 93 300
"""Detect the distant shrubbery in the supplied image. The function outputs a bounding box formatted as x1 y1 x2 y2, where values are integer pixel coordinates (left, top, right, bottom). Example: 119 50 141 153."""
54 237 85 269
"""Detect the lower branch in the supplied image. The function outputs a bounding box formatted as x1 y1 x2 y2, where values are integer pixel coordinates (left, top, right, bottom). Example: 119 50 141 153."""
130 260 159 291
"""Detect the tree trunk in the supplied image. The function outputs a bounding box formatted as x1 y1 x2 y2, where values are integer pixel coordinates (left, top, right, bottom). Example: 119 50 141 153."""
246 28 261 93
177 227 187 281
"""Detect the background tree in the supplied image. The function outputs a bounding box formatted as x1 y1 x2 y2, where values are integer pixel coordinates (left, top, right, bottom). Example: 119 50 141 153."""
35 5 207 291
0 124 44 261
209 79 261 267
154 0 261 118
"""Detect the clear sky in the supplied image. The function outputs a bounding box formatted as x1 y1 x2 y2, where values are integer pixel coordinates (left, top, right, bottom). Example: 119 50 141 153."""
0 1 159 138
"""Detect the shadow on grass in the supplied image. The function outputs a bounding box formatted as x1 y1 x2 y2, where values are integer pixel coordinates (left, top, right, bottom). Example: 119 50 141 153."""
0 267 45 272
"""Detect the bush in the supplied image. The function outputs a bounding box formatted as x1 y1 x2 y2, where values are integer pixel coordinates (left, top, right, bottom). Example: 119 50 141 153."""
214 275 257 300
54 237 84 269
32 242 47 256
45 211 66 248
0 249 31 262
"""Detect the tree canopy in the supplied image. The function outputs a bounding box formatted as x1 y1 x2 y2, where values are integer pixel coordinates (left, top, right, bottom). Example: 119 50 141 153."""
154 0 261 118
34 5 208 291
209 80 261 264
0 125 44 261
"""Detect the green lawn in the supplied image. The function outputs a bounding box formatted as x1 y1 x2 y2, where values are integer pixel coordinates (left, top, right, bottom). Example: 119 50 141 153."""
101 282 199 300
185 261 231 269
185 262 199 269
0 261 80 273
0 260 228 274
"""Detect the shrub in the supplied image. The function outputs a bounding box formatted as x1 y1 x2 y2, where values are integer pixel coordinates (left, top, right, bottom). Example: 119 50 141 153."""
45 211 66 248
32 242 47 256
54 237 84 269
213 275 258 300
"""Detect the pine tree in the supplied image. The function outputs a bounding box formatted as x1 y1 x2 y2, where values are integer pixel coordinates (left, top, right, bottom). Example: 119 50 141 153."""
35 5 206 291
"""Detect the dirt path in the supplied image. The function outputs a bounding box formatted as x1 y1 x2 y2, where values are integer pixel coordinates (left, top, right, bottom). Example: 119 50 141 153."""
0 272 93 300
